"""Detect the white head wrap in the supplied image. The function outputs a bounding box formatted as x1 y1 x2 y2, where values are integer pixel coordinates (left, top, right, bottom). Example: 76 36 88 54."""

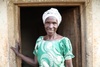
42 8 62 25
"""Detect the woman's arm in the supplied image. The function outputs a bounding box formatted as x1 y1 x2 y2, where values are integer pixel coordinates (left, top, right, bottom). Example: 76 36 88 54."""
17 53 38 66
11 43 38 67
65 59 73 67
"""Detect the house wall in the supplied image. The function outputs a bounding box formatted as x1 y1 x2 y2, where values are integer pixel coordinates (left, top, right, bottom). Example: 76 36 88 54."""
0 0 9 67
0 0 100 67
85 0 93 67
92 0 100 67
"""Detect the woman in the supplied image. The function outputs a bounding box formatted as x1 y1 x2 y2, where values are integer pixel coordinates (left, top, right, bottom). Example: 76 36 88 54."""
11 8 74 67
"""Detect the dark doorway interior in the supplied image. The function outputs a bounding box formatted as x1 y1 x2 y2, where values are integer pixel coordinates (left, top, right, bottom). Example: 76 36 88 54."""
20 6 81 67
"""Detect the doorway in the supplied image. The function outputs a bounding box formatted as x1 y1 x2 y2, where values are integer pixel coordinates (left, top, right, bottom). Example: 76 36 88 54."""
20 6 81 67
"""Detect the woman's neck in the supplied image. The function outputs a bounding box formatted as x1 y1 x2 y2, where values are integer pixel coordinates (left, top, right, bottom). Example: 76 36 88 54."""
45 33 58 40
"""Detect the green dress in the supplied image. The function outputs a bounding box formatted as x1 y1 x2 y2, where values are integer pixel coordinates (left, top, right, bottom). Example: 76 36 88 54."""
33 36 74 67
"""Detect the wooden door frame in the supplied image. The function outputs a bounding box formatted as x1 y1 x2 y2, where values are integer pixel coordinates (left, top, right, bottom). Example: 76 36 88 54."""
13 2 86 67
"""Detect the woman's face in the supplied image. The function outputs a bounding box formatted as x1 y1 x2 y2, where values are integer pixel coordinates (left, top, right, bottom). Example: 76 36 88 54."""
44 16 59 36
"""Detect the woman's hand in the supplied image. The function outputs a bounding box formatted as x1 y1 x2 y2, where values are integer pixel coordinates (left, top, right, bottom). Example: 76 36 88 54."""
11 42 20 56
11 42 38 66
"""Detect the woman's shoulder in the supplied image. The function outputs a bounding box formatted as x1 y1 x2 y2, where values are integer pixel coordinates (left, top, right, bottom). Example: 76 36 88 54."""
56 34 63 40
36 36 44 42
59 36 70 43
58 35 69 40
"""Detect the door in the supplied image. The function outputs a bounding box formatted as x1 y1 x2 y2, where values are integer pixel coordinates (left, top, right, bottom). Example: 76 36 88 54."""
20 7 82 67
58 7 82 67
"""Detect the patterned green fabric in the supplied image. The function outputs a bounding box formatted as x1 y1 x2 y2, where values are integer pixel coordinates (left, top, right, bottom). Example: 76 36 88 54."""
33 36 74 67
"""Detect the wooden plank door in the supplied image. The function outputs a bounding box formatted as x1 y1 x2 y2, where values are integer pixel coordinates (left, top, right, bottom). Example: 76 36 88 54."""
58 7 82 67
